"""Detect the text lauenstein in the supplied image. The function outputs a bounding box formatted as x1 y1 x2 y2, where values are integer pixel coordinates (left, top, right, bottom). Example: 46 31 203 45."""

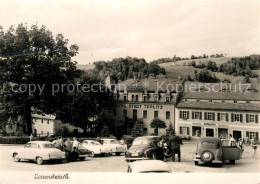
34 173 69 179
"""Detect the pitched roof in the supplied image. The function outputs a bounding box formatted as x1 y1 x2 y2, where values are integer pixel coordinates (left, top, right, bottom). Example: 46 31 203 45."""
177 101 260 112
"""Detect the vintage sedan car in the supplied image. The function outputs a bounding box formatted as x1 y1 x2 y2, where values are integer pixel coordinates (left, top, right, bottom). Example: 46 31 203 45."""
127 160 171 173
101 139 127 156
193 137 241 166
125 136 164 161
81 140 110 157
11 141 66 165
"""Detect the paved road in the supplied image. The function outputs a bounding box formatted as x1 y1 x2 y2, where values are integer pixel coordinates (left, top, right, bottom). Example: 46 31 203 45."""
1 141 259 173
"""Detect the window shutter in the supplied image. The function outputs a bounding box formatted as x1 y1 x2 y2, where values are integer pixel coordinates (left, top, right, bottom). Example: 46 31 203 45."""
192 112 194 119
256 115 258 123
180 111 182 119
256 132 259 141
200 112 202 120
226 113 228 122
187 111 190 119
240 114 243 123
217 113 220 121
187 127 190 135
204 112 207 120
246 114 249 123
213 113 215 121
180 127 183 134
231 113 234 122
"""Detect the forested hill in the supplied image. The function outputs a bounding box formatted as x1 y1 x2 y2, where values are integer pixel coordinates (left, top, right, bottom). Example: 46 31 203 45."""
92 57 166 82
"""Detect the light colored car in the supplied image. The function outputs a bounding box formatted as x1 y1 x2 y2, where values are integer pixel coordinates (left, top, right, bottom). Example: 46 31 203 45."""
193 137 242 166
11 141 66 165
81 140 110 157
101 139 127 156
127 160 172 173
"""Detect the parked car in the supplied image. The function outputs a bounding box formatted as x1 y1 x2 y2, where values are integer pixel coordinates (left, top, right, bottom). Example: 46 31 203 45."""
11 141 66 165
127 160 171 173
125 136 164 162
81 140 110 157
101 139 126 156
193 137 242 166
67 143 92 161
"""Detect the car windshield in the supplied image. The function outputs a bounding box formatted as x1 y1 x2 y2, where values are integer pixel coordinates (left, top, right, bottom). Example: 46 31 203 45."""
132 138 150 145
42 143 56 148
111 140 120 144
200 141 220 149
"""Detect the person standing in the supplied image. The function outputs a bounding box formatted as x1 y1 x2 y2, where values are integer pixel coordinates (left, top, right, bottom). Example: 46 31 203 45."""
229 134 236 146
29 134 33 141
64 138 73 161
251 136 258 158
169 133 183 162
72 137 79 152
237 138 243 159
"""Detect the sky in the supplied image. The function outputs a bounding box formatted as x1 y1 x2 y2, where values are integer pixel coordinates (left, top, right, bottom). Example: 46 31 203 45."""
0 0 259 64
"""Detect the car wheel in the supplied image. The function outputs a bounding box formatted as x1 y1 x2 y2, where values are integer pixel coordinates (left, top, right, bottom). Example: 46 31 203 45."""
79 157 85 161
36 157 44 165
91 151 95 157
201 151 213 163
116 152 121 156
13 153 20 162
152 152 157 160
229 160 235 165
194 161 198 165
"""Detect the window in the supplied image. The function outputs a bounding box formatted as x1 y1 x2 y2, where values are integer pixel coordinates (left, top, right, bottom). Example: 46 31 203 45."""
143 96 147 102
47 132 49 136
179 111 189 119
47 120 49 124
166 97 170 102
209 100 212 102
204 112 215 120
154 111 158 118
41 131 43 135
234 100 237 103
217 113 228 121
179 126 189 135
166 111 170 119
124 96 127 102
154 96 158 102
136 95 139 102
132 95 135 101
231 113 242 122
192 111 202 120
246 131 259 140
41 119 43 123
143 110 147 118
123 110 127 118
246 114 258 123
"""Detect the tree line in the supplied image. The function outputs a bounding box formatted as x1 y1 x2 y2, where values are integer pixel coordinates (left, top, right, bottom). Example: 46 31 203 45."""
92 57 166 82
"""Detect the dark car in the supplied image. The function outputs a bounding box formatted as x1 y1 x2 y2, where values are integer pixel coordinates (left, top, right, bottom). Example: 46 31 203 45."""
193 137 242 166
125 136 164 162
66 143 92 161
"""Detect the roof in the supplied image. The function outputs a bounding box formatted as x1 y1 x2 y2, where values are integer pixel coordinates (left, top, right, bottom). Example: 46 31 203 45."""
129 160 171 173
115 78 183 93
32 114 56 120
183 82 259 101
197 137 221 143
177 101 260 112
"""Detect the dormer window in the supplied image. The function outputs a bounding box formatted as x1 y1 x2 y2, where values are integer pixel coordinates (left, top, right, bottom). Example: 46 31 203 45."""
154 96 158 102
143 96 147 102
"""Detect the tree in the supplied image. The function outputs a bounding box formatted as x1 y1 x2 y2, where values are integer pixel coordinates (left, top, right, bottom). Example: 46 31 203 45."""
55 126 70 137
100 125 110 137
244 75 250 83
186 74 192 81
191 61 196 67
131 119 144 137
63 74 115 135
0 24 81 135
150 118 166 135
166 122 175 136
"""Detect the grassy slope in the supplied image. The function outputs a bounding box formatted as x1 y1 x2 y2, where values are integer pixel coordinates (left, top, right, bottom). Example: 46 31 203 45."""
76 64 95 71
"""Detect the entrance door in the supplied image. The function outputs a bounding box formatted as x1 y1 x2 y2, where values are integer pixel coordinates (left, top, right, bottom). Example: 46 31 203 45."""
218 128 228 139
192 126 201 137
233 131 242 142
133 110 137 121
206 128 214 137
